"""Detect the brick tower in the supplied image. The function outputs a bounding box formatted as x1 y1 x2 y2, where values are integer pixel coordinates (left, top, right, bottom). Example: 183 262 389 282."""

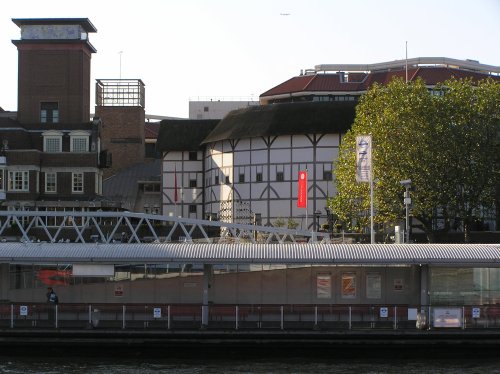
95 79 146 179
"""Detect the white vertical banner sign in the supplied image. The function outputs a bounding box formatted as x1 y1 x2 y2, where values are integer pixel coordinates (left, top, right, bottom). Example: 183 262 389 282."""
356 135 375 243
356 135 372 183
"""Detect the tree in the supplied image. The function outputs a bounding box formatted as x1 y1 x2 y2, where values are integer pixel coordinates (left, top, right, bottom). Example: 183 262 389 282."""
330 77 499 242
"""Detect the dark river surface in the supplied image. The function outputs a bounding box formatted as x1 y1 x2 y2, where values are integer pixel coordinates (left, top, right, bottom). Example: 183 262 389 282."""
1 356 499 373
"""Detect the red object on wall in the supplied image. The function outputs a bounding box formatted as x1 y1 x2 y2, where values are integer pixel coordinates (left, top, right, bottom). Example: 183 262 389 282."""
37 270 71 286
297 170 308 208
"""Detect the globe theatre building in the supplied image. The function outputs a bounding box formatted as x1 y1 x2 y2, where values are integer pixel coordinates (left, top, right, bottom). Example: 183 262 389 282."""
157 57 500 231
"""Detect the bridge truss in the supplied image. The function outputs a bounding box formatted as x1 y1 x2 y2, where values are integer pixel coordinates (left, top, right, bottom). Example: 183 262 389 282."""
0 211 328 244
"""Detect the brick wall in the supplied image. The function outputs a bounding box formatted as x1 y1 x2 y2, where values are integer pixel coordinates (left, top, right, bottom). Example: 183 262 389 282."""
95 106 145 178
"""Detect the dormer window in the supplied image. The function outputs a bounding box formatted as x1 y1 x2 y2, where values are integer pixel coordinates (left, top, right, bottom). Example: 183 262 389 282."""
40 102 59 123
42 130 63 152
69 130 90 152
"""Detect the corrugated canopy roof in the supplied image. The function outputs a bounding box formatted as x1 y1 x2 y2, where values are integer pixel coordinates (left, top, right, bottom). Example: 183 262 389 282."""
1 243 499 266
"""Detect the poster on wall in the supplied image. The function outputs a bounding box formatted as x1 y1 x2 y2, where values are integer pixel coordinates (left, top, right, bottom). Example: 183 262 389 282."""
316 274 331 299
114 284 124 297
433 308 462 328
394 278 404 291
342 273 357 299
366 273 381 299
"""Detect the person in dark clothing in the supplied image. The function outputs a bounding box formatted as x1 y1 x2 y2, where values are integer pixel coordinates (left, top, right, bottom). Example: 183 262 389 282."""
46 287 58 326
46 287 58 304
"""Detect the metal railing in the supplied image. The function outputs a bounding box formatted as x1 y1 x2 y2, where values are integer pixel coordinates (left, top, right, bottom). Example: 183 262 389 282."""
1 303 499 331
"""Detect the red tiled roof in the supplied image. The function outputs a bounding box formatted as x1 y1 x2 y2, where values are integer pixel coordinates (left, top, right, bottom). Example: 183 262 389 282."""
144 122 160 139
260 67 499 98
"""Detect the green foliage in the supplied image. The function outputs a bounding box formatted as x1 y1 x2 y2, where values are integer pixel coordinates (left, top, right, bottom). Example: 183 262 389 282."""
273 217 285 228
330 77 500 241
287 218 299 230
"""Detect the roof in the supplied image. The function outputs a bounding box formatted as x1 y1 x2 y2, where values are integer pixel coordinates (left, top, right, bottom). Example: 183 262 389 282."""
261 67 500 99
103 159 161 210
0 118 95 150
1 243 499 266
156 119 219 152
144 122 160 140
12 18 97 33
314 57 500 75
202 101 356 144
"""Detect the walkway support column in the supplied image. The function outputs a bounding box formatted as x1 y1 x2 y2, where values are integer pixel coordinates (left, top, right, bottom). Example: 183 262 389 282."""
420 265 429 310
0 264 9 301
202 264 213 327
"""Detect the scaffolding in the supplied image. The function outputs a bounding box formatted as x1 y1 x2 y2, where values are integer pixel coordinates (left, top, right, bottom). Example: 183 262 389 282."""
96 79 145 108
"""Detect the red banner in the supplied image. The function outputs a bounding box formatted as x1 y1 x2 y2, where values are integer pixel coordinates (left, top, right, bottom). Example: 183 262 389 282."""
297 170 307 208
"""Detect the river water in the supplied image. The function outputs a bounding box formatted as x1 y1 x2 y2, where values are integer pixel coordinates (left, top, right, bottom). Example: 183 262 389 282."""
1 356 499 373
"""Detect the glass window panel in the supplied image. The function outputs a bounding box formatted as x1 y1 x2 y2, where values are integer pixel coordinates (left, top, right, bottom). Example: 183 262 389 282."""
45 172 57 193
72 172 84 193
72 137 88 152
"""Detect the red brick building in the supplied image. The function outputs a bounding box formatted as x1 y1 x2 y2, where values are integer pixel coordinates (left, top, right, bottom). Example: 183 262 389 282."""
0 18 109 212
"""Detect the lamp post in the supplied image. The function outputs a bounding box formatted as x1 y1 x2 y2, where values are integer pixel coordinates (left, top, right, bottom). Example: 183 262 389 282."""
314 210 322 232
400 179 412 243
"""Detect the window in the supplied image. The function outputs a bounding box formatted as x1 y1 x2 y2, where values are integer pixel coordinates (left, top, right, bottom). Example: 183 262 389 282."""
238 173 245 183
189 179 197 188
225 176 230 184
8 171 29 191
214 175 219 185
72 172 84 193
42 131 63 153
44 137 62 152
323 171 332 181
143 183 160 193
45 172 57 193
40 102 59 123
0 169 5 191
71 137 88 152
69 131 90 152
203 106 209 112
189 204 197 214
276 172 284 182
189 151 197 161
256 172 263 182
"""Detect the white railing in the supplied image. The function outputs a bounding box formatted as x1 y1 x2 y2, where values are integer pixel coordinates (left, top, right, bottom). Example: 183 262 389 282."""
2 303 499 331
0 211 331 244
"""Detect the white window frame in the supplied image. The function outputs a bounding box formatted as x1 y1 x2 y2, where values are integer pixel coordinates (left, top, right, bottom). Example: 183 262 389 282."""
45 172 57 193
69 131 90 152
8 171 29 192
44 137 62 152
0 168 5 191
72 172 84 193
42 130 63 152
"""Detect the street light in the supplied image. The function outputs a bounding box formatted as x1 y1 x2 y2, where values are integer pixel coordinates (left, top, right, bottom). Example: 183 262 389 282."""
400 179 412 243
314 210 322 232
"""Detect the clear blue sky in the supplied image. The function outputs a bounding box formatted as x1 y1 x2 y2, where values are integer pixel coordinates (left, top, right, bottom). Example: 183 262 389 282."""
1 0 499 118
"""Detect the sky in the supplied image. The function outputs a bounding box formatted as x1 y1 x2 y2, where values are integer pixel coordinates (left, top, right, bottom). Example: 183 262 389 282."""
1 0 499 118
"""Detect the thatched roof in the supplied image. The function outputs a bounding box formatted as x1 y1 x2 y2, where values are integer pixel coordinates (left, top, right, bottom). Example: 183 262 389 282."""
156 119 219 152
202 101 355 144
